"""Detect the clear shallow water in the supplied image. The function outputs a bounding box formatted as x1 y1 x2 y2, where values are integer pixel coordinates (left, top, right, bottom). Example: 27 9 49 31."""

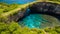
0 0 36 4
19 14 48 28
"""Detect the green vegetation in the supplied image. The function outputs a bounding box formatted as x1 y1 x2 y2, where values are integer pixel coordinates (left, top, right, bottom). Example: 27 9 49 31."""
0 0 60 34
0 22 60 34
0 3 19 14
49 0 60 2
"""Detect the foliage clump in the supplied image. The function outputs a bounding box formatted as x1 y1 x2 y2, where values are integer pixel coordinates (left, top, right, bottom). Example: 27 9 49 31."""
0 22 60 34
49 0 60 2
0 3 19 14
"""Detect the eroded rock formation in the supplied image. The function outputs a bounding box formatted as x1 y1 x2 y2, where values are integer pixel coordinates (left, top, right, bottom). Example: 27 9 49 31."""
29 2 60 20
3 2 60 22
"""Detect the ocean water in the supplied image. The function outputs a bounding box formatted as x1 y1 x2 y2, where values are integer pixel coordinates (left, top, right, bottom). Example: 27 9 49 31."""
19 14 48 28
19 8 48 28
0 0 36 4
0 0 48 28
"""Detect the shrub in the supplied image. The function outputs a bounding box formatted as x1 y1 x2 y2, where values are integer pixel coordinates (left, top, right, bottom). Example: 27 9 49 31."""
0 22 60 34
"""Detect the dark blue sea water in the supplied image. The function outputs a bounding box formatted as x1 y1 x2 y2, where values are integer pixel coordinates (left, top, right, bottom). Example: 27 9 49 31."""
0 0 36 4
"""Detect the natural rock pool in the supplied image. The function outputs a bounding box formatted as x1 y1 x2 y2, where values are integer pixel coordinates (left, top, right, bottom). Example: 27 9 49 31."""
19 14 48 28
18 2 60 28
0 0 60 28
18 8 60 28
18 13 60 28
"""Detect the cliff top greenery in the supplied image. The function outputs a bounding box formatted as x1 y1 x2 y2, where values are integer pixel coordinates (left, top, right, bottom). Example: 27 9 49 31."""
0 0 60 34
0 3 20 15
0 22 60 34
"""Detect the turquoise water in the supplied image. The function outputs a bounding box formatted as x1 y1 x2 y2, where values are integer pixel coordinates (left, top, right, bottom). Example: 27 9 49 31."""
0 0 36 4
0 0 48 28
19 14 48 28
